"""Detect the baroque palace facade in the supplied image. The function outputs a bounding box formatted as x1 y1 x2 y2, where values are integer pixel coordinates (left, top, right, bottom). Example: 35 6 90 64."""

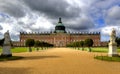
13 18 101 47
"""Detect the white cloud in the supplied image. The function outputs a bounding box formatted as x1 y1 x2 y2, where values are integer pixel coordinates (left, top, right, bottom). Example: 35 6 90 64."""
107 5 120 19
0 0 120 41
36 17 54 29
66 0 85 7
106 5 120 25
0 23 12 33
100 26 120 41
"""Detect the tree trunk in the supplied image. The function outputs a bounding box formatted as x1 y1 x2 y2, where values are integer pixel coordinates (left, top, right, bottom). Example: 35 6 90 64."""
35 47 39 51
81 47 84 51
28 47 32 52
78 47 79 50
88 47 91 52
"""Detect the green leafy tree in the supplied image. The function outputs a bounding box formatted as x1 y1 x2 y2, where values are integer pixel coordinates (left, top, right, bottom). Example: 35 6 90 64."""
0 38 4 46
34 41 53 50
34 41 40 51
79 41 84 51
40 41 44 49
49 43 54 47
73 42 78 49
84 39 93 52
116 37 120 47
66 43 72 47
25 39 35 52
75 41 81 50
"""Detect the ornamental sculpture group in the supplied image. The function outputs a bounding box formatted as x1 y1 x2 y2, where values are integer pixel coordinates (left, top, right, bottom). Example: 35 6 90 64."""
108 28 118 57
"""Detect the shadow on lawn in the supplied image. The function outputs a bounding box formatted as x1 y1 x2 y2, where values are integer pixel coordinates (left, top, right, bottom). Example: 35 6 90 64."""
0 67 30 74
23 56 61 60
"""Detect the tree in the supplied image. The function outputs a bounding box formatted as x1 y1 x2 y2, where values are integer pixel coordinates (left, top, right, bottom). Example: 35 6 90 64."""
76 41 80 48
39 41 44 50
34 41 40 51
116 37 120 47
84 39 93 52
74 41 84 50
79 41 84 51
34 41 54 50
66 43 72 47
73 42 79 49
25 39 35 52
0 38 4 46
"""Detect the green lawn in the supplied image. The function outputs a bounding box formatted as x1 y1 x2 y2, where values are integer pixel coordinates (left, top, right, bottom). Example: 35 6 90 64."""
91 47 108 52
74 47 120 53
0 47 33 53
0 47 47 53
12 47 34 53
0 47 120 53
94 56 120 62
92 47 120 53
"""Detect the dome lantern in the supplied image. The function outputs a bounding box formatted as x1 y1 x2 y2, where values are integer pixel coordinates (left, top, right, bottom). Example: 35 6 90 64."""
54 18 66 33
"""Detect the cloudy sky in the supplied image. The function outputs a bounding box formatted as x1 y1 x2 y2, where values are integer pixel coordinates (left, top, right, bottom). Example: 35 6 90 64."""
0 0 120 41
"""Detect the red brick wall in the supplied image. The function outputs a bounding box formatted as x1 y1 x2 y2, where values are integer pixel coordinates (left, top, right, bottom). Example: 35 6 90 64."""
70 34 100 46
18 32 101 47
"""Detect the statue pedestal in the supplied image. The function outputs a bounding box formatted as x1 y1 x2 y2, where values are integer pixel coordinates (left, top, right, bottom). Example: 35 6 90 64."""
1 45 12 57
108 43 118 57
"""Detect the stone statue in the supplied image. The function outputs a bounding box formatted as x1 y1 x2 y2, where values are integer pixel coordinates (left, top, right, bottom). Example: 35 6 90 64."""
4 30 11 45
110 28 116 44
1 30 12 57
108 28 118 57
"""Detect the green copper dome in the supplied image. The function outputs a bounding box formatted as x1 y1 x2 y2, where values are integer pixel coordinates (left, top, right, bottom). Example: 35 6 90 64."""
54 18 66 33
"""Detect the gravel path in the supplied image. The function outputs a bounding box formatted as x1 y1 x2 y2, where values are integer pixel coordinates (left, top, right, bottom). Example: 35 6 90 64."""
0 48 120 74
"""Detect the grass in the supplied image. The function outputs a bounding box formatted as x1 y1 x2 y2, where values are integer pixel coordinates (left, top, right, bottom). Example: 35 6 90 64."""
74 47 108 52
0 47 35 53
91 47 108 53
0 47 120 53
0 56 23 61
12 47 31 53
92 47 120 53
0 47 48 53
74 47 120 53
94 56 120 62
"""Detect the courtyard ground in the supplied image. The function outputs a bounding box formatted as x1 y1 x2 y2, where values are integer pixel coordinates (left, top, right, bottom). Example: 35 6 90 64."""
0 48 120 74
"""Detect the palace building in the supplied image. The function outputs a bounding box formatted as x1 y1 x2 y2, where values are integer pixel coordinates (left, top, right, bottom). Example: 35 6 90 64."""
14 18 101 47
